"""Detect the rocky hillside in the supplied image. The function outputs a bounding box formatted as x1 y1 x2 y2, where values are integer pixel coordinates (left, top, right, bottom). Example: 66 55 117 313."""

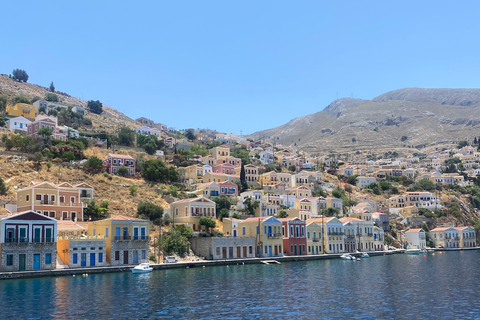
0 74 139 132
249 88 480 154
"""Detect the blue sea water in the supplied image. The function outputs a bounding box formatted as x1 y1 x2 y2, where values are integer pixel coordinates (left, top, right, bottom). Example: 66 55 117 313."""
1 251 480 319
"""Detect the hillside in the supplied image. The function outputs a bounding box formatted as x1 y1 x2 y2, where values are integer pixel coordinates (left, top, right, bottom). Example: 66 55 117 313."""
0 74 139 132
249 88 480 154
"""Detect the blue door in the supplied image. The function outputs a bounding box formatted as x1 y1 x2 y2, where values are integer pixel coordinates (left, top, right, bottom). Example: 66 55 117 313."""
73 254 78 264
81 253 87 267
33 254 40 270
123 227 128 240
134 228 139 240
141 228 146 240
90 253 95 266
233 230 237 237
268 246 272 257
133 252 138 264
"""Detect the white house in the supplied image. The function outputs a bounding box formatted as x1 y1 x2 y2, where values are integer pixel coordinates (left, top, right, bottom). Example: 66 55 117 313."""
405 228 426 249
356 176 376 189
6 116 31 131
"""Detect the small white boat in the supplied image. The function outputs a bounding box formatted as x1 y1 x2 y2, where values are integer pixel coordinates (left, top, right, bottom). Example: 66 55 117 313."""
361 252 369 258
132 263 153 274
341 253 355 260
405 248 421 255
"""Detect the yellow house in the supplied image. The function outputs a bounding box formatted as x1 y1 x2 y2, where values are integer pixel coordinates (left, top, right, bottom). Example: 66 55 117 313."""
6 103 36 120
87 215 150 266
209 145 230 160
398 206 420 218
169 197 216 232
238 216 283 257
203 172 240 184
286 186 312 198
259 171 278 186
306 221 323 254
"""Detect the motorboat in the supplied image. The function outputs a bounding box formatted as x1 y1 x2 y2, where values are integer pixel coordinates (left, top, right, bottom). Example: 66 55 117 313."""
341 253 355 260
361 252 369 258
405 248 421 255
132 263 153 274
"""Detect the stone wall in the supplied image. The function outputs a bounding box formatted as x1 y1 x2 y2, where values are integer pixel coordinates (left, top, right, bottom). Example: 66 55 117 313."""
110 240 149 266
68 239 107 267
0 243 57 271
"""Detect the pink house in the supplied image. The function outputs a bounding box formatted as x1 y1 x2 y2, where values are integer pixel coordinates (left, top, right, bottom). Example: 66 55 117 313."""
26 118 66 142
212 163 236 175
217 156 241 166
218 181 238 197
103 154 136 176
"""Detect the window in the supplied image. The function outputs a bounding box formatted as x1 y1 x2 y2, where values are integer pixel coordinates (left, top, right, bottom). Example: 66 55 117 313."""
242 227 245 235
26 195 29 202
51 195 55 202
70 197 75 203
6 254 13 266
99 253 103 263
115 251 120 260
46 253 52 264
216 247 221 256
249 246 253 254
106 227 109 238
36 194 42 201
93 229 96 236
73 254 78 264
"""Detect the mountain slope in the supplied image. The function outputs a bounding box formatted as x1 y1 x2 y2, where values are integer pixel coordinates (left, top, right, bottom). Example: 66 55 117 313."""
249 88 480 154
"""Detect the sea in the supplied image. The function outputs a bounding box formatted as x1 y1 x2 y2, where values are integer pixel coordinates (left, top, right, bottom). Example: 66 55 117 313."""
1 250 480 319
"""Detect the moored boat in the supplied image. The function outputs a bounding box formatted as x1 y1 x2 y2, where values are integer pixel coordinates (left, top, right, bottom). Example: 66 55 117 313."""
405 248 421 255
341 253 355 260
132 263 153 274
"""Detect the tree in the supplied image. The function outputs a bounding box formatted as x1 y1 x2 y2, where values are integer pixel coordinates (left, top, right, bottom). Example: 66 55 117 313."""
0 117 5 127
199 217 216 232
44 93 59 102
213 196 232 212
347 175 358 186
83 199 105 220
37 127 54 145
87 100 103 114
160 228 190 256
277 210 288 218
457 140 468 148
117 166 128 176
33 151 43 170
129 185 138 196
142 159 178 183
384 235 393 246
239 163 248 192
0 94 7 112
13 95 31 104
50 81 55 92
185 130 195 141
83 156 103 173
0 176 8 195
449 202 462 219
243 197 259 215
137 202 163 225
12 69 28 82
288 165 296 172
117 126 136 146
401 136 408 142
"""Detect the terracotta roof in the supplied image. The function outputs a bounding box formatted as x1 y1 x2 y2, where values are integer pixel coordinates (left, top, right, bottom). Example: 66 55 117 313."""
339 217 363 222
430 227 452 232
406 228 422 233
108 215 148 222
57 220 85 231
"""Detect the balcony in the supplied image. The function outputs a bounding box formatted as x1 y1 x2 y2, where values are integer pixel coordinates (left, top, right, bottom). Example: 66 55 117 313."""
5 237 29 243
267 233 282 239
115 235 131 241
132 236 150 241
366 233 373 237
346 235 356 239
328 231 344 236
312 238 320 242
36 200 55 205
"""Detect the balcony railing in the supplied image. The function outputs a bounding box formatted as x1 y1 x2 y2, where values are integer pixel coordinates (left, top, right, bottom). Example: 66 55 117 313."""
346 235 356 239
267 233 282 238
132 236 150 241
5 237 29 243
115 235 131 241
328 231 344 236
312 238 320 242
366 233 373 237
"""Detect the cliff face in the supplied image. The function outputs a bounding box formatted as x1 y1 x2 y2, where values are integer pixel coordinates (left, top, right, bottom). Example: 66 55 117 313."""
249 88 480 153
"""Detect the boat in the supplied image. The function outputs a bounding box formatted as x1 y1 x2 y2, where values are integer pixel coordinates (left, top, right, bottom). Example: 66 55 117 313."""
405 248 421 255
132 263 153 274
361 252 369 258
341 253 355 260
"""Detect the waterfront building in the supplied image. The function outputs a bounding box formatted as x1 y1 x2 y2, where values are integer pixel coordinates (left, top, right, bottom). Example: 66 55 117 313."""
454 227 476 248
429 227 460 248
16 181 87 221
103 153 136 176
306 221 323 255
405 228 427 249
0 211 57 271
278 217 307 256
308 217 345 254
373 226 384 251
190 237 255 259
87 215 149 266
339 217 375 252
169 197 216 232
342 220 356 253
238 216 283 257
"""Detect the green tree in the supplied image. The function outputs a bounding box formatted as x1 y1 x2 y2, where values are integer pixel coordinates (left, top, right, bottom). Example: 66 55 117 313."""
12 69 28 82
83 156 103 173
33 151 43 170
457 140 468 148
213 196 233 212
0 117 5 127
277 210 288 218
160 228 190 256
87 100 103 114
379 180 392 191
13 95 31 104
347 175 358 186
231 148 251 165
142 159 178 182
401 136 408 142
129 185 138 196
185 130 195 141
49 81 55 92
0 176 8 195
243 197 259 215
44 93 59 102
239 163 248 192
117 126 136 146
117 165 128 176
449 202 462 219
199 217 216 232
323 207 340 217
37 127 54 145
84 199 105 220
288 164 296 172
137 202 163 225
384 235 393 246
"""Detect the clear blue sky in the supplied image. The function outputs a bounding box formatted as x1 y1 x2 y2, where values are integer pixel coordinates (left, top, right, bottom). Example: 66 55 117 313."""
2 1 479 134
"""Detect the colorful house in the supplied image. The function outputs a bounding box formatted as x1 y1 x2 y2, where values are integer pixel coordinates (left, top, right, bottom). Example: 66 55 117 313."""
430 227 460 248
16 181 87 221
0 211 57 271
454 227 476 248
26 117 66 141
279 217 307 255
169 197 216 232
238 216 283 257
6 103 35 120
210 145 230 160
405 228 426 249
87 215 150 266
6 116 31 131
306 221 323 255
103 153 136 176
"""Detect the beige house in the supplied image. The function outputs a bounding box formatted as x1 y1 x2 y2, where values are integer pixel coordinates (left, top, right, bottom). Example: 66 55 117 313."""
210 145 230 160
170 197 217 232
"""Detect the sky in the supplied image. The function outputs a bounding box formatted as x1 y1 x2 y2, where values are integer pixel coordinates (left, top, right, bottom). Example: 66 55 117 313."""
2 1 480 134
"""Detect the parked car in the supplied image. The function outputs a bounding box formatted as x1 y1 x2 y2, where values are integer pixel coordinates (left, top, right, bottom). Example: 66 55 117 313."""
164 256 178 263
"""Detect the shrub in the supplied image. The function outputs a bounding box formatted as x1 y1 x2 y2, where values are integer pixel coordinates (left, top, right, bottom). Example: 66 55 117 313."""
44 93 59 102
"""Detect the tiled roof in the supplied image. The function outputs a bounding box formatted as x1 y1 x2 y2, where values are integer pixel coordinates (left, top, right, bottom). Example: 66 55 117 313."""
107 215 148 222
57 220 85 231
108 153 134 159
406 228 422 233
